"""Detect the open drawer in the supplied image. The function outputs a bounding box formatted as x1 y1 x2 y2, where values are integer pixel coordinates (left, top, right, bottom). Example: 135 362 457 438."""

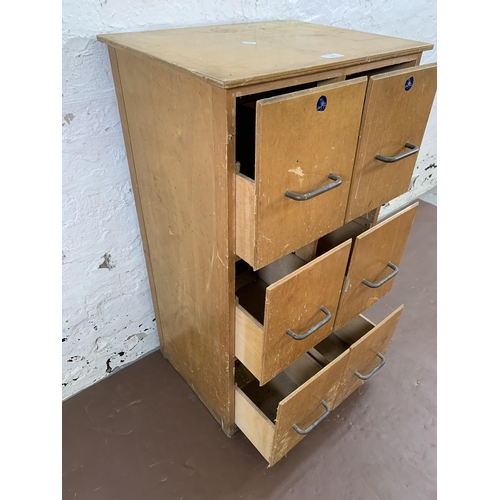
235 306 403 466
346 63 437 221
235 77 367 270
314 305 403 407
318 202 418 330
235 240 351 385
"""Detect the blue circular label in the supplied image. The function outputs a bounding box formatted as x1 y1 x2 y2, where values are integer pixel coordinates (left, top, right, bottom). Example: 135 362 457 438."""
405 76 414 91
316 95 327 111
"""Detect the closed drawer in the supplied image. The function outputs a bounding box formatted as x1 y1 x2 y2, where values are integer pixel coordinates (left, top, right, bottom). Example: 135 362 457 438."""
236 77 367 270
346 63 437 221
332 202 418 330
235 306 403 466
235 240 351 385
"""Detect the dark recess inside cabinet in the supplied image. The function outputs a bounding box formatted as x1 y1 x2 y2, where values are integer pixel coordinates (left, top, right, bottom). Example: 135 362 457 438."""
235 83 317 180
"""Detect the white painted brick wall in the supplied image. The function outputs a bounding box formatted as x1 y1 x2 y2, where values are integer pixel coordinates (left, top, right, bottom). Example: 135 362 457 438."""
62 0 437 399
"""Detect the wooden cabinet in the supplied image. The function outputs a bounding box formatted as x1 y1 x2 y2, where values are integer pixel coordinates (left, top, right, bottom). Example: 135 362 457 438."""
98 20 436 466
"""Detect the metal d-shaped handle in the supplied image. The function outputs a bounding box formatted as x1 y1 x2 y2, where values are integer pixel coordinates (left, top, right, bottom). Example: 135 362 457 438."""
375 142 419 163
362 262 399 289
285 173 342 201
355 352 386 380
292 400 331 435
285 306 331 340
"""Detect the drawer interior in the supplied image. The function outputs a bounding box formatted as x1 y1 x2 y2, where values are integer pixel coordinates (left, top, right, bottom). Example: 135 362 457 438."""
236 82 317 180
235 253 308 324
313 315 375 364
236 360 311 422
236 212 379 321
235 346 340 459
235 352 332 465
312 208 382 270
316 217 370 261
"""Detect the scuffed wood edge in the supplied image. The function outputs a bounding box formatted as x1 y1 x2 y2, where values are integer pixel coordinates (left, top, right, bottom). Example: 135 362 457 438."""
211 86 237 436
234 54 420 96
343 54 420 76
98 32 430 90
266 240 352 293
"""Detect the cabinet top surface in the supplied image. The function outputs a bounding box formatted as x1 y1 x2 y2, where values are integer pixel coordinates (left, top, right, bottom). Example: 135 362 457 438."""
98 20 433 89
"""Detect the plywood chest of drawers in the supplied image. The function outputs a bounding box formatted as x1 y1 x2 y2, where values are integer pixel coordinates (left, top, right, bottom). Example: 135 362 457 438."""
98 21 436 466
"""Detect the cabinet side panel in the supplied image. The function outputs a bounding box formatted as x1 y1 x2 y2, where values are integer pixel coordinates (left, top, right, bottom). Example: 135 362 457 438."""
114 49 234 432
107 47 165 348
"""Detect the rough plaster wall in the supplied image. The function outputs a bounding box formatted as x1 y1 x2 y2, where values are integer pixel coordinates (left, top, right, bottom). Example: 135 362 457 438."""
62 0 437 399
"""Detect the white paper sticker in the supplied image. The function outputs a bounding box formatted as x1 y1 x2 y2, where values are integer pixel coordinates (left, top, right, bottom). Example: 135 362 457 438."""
321 53 344 59
242 41 257 45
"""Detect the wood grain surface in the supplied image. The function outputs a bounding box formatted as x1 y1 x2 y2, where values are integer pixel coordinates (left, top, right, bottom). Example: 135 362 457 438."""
333 306 404 407
346 64 437 221
335 202 418 329
107 46 166 351
254 78 367 268
98 21 432 89
235 241 351 384
235 304 264 380
270 349 350 466
235 174 256 265
235 387 275 460
114 49 235 434
257 240 350 383
98 22 433 460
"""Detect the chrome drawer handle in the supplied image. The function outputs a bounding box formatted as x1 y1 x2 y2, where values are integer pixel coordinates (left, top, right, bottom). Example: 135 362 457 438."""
285 173 342 201
355 352 386 380
362 262 399 288
375 142 419 163
285 306 331 340
292 400 331 435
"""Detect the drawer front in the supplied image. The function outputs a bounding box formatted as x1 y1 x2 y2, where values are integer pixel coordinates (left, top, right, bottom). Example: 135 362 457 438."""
262 240 350 384
254 78 367 269
234 351 350 466
346 63 437 222
270 350 350 466
334 306 403 407
335 202 418 330
236 240 351 385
